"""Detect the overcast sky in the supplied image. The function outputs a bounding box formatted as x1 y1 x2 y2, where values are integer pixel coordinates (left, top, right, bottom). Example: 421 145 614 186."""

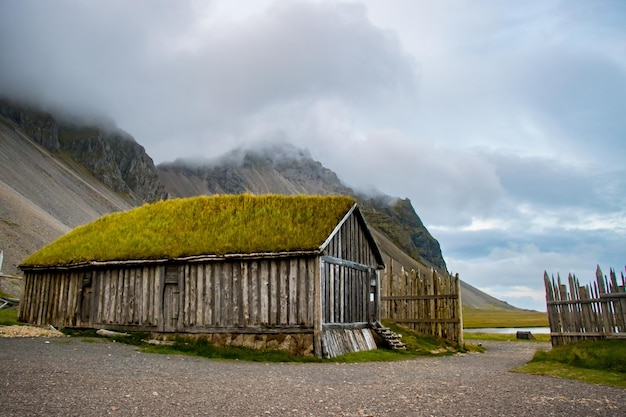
1 0 624 311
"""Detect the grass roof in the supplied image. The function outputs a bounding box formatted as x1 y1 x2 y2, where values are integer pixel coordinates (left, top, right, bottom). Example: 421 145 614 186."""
22 195 356 267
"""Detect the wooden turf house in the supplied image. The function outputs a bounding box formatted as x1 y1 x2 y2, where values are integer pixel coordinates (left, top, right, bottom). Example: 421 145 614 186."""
19 195 385 357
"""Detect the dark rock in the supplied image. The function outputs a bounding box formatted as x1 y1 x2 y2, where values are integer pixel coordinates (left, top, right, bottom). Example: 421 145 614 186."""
0 99 59 150
58 125 168 203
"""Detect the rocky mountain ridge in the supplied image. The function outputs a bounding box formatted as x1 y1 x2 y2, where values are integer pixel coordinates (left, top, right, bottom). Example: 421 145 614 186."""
0 100 167 204
158 144 447 271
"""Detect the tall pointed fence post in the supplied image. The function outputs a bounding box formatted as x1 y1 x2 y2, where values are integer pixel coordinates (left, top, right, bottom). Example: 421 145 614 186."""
545 265 626 346
455 273 463 346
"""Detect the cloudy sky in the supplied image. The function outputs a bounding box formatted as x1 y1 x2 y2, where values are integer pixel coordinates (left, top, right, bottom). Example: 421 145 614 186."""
1 0 624 311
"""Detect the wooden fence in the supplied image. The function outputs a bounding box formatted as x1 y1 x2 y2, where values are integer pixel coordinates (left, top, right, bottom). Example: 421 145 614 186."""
380 259 463 345
544 266 626 346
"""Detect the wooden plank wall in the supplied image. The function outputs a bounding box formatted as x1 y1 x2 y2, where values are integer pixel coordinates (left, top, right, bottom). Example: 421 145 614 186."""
178 257 317 331
544 266 626 346
380 260 463 344
320 261 372 324
326 212 378 267
321 327 377 358
20 256 318 333
320 210 382 325
19 271 82 327
91 266 162 329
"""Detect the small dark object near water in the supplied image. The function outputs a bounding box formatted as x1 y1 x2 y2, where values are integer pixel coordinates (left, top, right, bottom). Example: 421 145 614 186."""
516 331 535 340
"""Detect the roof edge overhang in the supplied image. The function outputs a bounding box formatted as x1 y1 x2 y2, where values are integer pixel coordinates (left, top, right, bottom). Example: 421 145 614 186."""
319 203 385 270
19 250 322 272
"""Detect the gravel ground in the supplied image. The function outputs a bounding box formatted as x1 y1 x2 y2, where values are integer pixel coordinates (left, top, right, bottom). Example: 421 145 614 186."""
0 337 624 417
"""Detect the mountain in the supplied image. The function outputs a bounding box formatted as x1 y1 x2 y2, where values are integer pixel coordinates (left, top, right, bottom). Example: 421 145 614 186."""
0 100 167 205
158 143 446 270
0 100 164 292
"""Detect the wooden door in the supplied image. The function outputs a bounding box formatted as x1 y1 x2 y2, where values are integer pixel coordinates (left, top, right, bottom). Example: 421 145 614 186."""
162 283 180 332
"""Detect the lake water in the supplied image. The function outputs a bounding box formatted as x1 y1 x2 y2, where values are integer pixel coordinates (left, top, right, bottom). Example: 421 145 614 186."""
464 327 550 334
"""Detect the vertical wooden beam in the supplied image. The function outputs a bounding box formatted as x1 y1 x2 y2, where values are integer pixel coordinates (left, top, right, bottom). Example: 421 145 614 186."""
250 260 259 325
206 263 214 326
289 258 298 325
455 273 464 346
314 257 323 357
155 266 164 332
260 260 269 325
232 261 241 326
241 261 249 326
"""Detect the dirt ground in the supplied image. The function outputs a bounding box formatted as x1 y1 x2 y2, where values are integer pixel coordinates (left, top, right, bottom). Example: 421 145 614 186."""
1 334 624 417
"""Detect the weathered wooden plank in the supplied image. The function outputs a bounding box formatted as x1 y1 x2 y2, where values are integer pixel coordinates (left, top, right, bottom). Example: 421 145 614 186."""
31 274 41 325
54 273 63 327
134 268 142 325
59 273 69 324
223 262 233 326
196 264 205 327
259 260 270 325
22 273 33 323
123 269 131 324
181 265 188 326
289 258 297 325
154 266 163 331
295 259 304 325
51 273 61 325
204 263 217 326
35 273 46 325
213 262 221 326
328 264 335 323
19 274 30 322
279 260 288 325
269 261 278 325
36 274 46 324
109 269 117 324
187 264 194 326
108 270 116 324
241 262 249 326
232 261 241 326
250 261 259 325
71 272 82 326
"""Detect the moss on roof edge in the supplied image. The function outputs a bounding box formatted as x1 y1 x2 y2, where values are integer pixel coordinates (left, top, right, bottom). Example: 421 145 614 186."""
21 194 356 268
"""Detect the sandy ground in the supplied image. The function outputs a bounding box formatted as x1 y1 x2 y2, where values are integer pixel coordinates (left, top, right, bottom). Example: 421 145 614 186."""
0 324 66 338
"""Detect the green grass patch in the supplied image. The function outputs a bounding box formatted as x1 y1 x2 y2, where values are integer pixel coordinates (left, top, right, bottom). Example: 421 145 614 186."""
514 361 626 388
530 340 626 373
0 308 20 326
59 320 471 362
464 332 551 343
463 307 548 328
514 340 626 388
23 195 356 267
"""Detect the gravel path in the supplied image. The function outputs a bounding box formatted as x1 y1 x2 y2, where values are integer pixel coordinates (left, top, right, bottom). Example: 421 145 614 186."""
0 337 624 416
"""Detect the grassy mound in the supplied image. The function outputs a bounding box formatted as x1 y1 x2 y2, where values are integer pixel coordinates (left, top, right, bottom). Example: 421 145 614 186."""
22 194 356 267
515 340 626 388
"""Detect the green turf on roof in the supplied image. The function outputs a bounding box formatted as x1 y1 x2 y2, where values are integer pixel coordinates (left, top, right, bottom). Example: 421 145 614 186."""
22 194 356 267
